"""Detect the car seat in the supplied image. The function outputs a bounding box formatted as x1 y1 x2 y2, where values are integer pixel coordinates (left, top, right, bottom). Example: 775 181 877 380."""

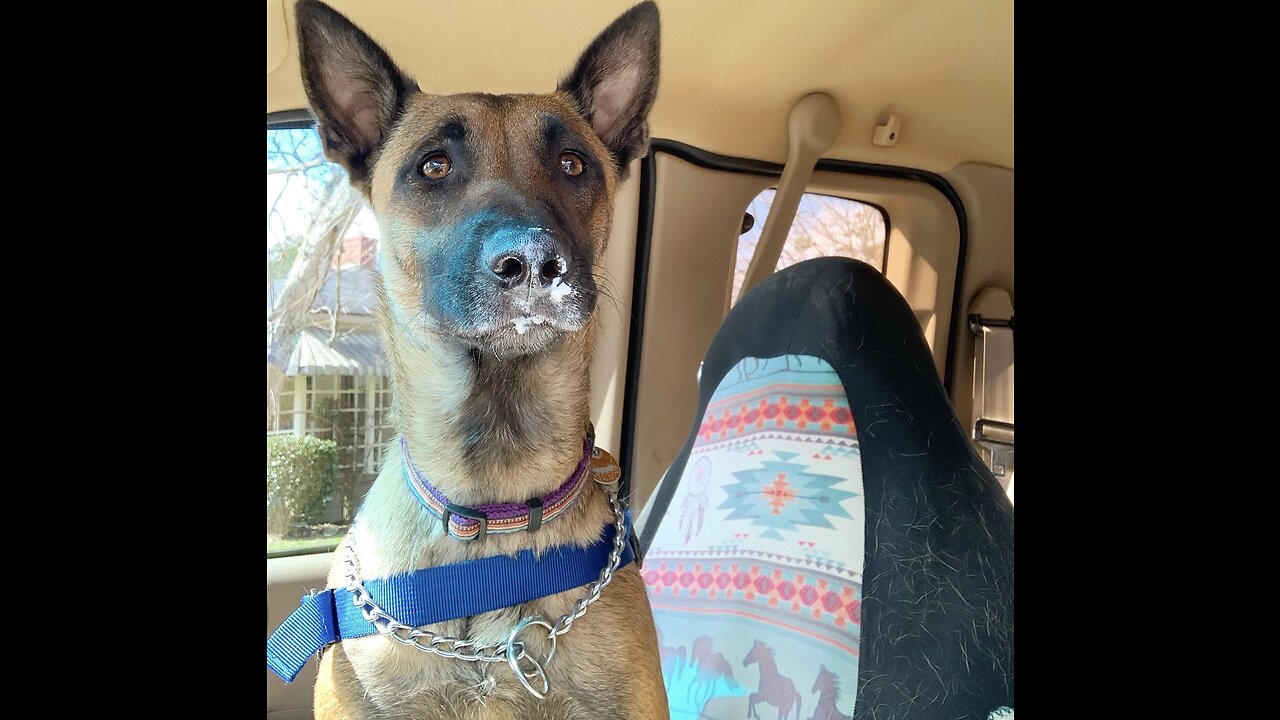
637 257 1014 720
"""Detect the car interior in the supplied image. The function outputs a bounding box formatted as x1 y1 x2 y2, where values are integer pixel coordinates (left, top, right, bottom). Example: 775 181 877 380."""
266 1 1013 717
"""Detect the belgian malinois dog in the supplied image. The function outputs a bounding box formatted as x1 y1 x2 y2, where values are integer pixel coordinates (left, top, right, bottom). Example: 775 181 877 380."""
293 0 667 717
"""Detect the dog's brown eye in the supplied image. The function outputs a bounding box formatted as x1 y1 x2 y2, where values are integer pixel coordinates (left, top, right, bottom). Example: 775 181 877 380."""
559 151 584 177
421 153 452 179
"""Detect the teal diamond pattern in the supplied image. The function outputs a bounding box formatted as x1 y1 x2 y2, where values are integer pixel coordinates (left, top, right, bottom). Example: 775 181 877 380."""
717 451 858 540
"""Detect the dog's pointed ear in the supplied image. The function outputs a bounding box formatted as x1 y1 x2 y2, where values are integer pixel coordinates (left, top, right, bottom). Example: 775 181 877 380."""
558 1 660 176
295 0 418 194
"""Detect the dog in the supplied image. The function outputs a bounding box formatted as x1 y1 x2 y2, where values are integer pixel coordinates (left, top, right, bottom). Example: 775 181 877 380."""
292 1 668 717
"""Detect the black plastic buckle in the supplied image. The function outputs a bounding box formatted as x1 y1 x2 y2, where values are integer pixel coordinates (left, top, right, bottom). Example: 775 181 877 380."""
443 502 488 541
526 497 544 533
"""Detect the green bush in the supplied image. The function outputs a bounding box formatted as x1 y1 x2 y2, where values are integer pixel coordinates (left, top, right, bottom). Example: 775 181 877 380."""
267 435 338 537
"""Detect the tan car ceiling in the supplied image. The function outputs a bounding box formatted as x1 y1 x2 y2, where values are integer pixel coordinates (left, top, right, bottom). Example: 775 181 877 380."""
265 0 1013 174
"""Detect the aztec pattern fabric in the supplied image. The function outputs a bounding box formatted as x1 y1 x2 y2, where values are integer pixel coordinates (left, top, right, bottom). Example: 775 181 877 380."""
644 354 864 720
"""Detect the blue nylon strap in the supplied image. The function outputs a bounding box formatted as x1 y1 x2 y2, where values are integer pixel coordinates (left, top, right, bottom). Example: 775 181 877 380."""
266 592 339 682
267 512 635 683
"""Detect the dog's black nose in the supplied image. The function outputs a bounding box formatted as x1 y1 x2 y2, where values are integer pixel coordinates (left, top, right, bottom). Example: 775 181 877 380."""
486 233 570 290
490 254 530 288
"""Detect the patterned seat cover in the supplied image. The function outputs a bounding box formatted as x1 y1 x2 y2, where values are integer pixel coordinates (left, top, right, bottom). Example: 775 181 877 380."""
643 354 863 720
638 257 1014 720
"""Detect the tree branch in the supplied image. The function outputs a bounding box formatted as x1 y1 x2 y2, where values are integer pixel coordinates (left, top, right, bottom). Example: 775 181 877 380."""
267 158 327 176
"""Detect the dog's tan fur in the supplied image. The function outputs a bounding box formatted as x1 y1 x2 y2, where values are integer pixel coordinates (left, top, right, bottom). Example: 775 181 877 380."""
295 1 667 717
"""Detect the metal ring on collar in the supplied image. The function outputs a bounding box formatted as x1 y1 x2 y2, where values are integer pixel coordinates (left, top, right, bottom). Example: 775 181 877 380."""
505 617 557 698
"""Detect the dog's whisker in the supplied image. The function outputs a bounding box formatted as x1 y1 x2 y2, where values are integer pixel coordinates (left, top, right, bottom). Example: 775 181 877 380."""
385 306 431 345
593 272 624 317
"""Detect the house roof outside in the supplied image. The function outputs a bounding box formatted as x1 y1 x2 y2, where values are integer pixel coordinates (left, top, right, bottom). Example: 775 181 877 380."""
267 264 381 317
277 327 387 377
268 236 387 376
267 236 381 316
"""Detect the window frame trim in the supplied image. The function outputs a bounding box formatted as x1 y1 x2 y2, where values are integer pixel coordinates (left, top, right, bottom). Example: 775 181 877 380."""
732 186 892 306
618 138 969 497
267 109 317 130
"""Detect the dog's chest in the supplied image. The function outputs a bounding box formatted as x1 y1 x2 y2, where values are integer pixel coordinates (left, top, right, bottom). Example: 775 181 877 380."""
334 577 638 719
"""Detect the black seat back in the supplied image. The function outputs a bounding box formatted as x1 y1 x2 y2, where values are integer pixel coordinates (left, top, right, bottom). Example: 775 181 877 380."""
639 257 1014 719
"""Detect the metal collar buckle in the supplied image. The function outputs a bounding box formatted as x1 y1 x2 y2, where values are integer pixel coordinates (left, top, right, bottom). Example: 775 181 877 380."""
443 502 488 541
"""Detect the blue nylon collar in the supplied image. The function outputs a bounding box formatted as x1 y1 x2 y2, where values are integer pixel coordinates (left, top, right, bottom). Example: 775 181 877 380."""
266 510 635 683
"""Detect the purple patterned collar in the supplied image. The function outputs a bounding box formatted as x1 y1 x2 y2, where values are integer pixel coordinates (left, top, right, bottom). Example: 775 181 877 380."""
399 434 594 541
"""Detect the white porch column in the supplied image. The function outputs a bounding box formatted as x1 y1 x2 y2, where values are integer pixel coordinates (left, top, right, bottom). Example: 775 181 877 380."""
363 374 377 472
292 375 307 437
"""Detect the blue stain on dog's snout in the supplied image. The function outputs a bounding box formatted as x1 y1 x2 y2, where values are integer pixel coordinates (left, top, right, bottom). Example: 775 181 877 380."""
412 221 482 326
415 210 567 328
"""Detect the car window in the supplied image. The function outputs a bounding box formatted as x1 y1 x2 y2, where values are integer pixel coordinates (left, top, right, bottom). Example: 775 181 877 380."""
732 189 887 305
267 125 390 557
